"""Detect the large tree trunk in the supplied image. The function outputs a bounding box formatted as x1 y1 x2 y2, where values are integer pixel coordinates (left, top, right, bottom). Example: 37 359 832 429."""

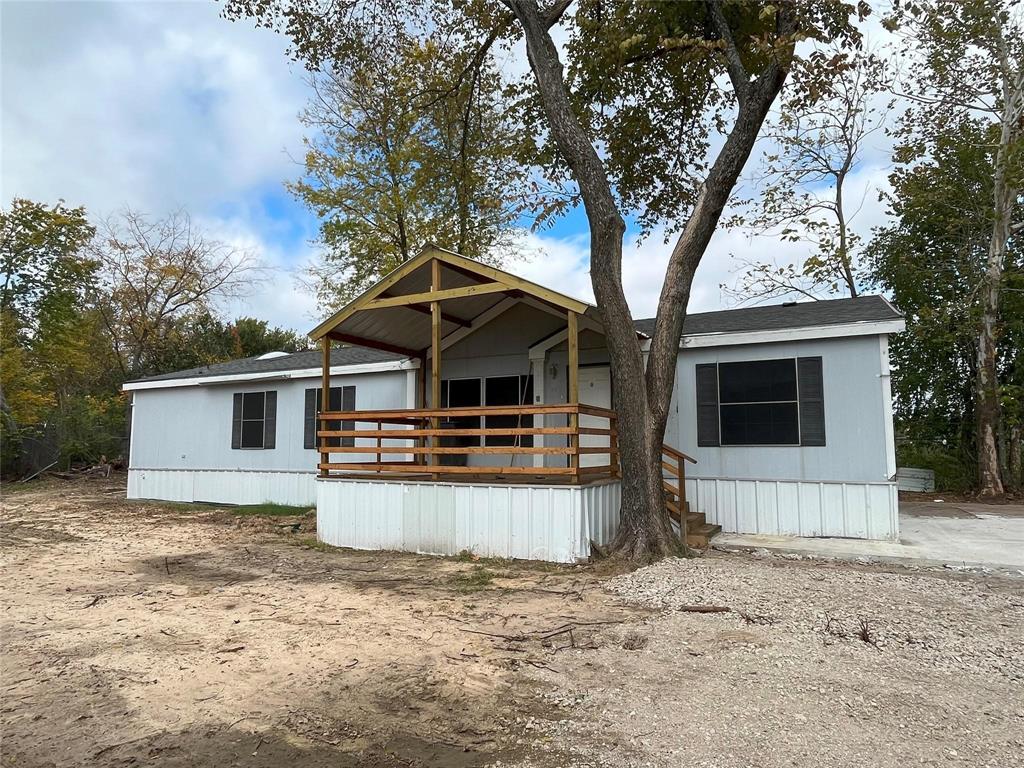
975 56 1021 496
508 0 798 561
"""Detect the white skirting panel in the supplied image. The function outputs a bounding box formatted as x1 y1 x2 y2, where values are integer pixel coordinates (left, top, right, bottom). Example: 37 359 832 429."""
127 468 317 506
317 478 622 563
684 477 899 541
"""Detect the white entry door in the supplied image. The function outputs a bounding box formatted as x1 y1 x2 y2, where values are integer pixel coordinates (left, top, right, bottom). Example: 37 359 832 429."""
578 366 612 468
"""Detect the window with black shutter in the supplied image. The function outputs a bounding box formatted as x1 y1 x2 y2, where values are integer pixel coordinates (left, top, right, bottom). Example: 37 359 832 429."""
694 358 825 447
231 391 277 449
304 386 356 449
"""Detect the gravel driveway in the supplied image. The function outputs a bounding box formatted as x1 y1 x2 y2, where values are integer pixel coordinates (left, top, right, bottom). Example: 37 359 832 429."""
511 554 1024 767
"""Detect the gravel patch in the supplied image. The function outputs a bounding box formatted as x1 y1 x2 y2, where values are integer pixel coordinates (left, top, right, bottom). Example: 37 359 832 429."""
510 554 1024 768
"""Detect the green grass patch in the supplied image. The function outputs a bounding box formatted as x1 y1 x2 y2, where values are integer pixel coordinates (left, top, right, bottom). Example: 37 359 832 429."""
227 503 313 517
292 536 337 552
448 565 498 593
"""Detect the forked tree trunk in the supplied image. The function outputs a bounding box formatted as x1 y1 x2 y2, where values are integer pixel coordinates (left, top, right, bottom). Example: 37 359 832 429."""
508 0 797 560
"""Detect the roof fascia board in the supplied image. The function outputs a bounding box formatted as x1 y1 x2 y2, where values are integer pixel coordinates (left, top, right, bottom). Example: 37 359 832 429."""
122 358 418 392
679 319 906 349
431 248 591 314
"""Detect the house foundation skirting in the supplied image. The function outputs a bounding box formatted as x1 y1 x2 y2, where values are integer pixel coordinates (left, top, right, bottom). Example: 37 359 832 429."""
127 468 316 506
317 477 621 563
685 477 899 541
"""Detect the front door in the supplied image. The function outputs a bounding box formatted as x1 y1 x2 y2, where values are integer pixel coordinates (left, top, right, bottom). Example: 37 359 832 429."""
578 366 612 468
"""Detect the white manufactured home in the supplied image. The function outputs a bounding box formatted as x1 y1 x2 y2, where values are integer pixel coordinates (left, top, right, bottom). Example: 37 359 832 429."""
125 246 905 562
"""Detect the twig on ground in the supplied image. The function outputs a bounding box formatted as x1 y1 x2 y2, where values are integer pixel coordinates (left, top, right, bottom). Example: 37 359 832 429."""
857 618 881 650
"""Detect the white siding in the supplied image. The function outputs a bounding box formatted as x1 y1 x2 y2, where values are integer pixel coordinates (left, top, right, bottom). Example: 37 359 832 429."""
671 335 893 483
317 478 621 563
129 368 409 475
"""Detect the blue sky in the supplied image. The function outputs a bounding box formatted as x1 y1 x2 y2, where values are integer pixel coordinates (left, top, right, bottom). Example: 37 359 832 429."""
1 0 896 334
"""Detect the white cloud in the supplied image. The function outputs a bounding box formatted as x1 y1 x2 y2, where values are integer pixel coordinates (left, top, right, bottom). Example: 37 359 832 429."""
2 0 902 340
2 0 316 333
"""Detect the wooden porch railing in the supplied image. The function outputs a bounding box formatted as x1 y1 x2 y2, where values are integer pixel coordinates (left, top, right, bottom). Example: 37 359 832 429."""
662 443 697 525
317 403 618 483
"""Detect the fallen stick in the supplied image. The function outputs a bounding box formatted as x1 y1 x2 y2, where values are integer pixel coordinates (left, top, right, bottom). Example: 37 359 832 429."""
676 605 731 613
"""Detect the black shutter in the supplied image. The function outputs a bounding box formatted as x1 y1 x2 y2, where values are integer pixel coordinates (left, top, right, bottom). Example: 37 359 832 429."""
231 393 243 449
263 391 277 449
303 388 317 449
797 357 825 446
341 386 356 447
695 363 720 447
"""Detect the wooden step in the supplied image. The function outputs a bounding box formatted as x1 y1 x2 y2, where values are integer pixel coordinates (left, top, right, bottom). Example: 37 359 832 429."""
685 522 722 549
666 500 709 536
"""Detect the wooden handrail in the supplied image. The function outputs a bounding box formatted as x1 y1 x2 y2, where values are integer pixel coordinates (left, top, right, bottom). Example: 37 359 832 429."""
318 403 597 421
662 443 697 464
662 442 695 544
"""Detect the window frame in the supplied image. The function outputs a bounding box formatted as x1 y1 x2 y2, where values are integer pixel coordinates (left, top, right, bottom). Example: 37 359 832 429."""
716 358 801 447
234 390 276 450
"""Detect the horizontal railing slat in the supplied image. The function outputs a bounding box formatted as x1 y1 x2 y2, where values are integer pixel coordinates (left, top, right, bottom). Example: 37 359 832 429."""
320 445 613 455
318 462 577 476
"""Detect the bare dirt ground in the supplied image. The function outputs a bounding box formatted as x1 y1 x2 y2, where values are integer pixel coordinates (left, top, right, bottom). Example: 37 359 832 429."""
2 479 1022 767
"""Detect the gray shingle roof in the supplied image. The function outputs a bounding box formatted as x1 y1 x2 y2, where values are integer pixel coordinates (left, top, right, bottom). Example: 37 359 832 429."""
127 346 403 384
633 295 902 338
131 295 900 386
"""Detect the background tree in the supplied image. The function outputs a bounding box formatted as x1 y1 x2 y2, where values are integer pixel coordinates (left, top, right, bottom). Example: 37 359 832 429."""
868 117 1024 492
294 34 529 308
225 0 862 561
725 48 888 302
92 208 264 379
0 199 117 473
885 0 1023 495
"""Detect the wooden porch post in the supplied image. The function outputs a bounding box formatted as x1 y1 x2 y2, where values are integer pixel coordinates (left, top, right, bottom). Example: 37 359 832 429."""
431 258 442 480
320 337 331 478
567 310 579 483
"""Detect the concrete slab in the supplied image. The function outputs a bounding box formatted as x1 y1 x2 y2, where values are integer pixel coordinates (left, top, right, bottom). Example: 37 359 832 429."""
713 501 1024 575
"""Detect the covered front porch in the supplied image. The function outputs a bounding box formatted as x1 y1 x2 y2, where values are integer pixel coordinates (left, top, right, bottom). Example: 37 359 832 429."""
307 245 706 561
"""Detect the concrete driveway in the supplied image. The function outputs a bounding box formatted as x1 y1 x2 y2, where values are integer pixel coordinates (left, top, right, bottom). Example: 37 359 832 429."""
715 499 1024 574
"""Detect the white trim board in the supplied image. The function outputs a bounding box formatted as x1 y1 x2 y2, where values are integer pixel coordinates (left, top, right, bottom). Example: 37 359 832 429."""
675 319 905 349
122 358 419 392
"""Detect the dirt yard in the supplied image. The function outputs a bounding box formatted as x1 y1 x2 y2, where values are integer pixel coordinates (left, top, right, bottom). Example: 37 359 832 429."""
2 479 1022 767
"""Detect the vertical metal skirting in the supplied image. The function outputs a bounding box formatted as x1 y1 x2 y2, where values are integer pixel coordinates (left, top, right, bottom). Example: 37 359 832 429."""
679 476 899 541
316 478 623 563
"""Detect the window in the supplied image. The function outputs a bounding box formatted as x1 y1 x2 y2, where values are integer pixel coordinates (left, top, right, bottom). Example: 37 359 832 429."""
485 375 534 447
304 386 356 449
439 375 534 447
441 378 482 445
231 391 277 450
695 358 825 447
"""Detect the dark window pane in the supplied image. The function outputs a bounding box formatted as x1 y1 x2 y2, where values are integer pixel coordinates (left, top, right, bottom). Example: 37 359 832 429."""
449 378 481 406
486 376 533 447
720 402 799 445
241 391 265 419
241 420 264 448
719 359 797 403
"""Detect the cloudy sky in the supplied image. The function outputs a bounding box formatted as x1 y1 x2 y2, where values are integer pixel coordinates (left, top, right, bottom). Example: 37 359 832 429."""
1 0 896 334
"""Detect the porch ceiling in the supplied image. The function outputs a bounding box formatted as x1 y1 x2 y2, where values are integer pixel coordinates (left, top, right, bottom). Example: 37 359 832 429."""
309 245 598 357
